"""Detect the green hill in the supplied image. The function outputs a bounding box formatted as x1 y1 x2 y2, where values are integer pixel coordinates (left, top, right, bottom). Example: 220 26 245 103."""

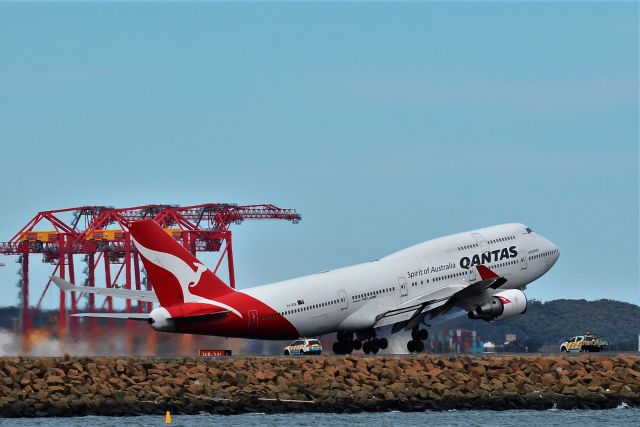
458 298 640 350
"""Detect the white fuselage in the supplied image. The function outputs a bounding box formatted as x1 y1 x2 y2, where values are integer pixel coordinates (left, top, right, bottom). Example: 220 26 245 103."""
242 223 559 337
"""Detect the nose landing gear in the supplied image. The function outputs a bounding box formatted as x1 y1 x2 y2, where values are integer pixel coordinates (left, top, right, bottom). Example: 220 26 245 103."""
407 327 428 353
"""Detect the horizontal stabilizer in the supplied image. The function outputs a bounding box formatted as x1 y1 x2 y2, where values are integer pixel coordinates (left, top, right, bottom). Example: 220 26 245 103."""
71 311 229 322
51 276 158 303
71 313 150 321
51 276 73 291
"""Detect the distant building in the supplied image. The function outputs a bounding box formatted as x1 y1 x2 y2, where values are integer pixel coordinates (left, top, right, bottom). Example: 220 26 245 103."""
505 333 517 344
428 329 484 353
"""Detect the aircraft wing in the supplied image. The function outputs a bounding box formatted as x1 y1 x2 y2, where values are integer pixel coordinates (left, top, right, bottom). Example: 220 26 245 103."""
446 265 507 300
374 285 463 329
51 276 159 303
375 265 507 332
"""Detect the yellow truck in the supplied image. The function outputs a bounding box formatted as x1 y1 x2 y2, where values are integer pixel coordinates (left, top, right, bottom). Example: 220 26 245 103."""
560 332 607 353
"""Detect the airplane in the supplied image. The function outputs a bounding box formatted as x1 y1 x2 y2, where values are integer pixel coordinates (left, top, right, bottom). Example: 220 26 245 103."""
53 220 559 354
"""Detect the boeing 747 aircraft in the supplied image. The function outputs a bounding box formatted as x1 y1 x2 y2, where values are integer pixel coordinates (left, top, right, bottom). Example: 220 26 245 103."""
53 220 559 354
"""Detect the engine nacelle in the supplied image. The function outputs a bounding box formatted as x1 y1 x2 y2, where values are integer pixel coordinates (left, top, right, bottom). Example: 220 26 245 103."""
468 289 527 321
148 307 175 332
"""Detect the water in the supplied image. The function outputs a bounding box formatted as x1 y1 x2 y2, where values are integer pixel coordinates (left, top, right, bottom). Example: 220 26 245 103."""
1 408 638 427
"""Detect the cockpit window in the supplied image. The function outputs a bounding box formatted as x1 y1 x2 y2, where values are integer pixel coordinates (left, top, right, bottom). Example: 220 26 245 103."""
525 227 533 234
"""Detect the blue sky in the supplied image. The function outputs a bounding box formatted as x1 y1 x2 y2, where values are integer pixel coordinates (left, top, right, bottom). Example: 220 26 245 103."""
0 2 637 310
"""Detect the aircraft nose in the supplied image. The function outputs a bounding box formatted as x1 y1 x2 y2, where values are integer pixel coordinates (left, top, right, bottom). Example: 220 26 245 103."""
548 240 560 267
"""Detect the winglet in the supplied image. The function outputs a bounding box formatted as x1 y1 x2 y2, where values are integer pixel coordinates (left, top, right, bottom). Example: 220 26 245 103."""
50 275 74 291
476 265 499 280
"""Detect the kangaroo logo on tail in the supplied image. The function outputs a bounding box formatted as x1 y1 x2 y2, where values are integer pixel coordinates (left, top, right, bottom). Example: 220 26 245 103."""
128 220 242 318
132 237 207 295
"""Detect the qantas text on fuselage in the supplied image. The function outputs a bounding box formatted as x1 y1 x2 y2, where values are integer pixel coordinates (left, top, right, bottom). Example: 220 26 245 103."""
55 221 559 354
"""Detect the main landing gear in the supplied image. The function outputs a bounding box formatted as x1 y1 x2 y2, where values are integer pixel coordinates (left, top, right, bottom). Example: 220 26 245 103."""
332 331 388 355
332 331 353 355
362 337 388 355
407 327 428 353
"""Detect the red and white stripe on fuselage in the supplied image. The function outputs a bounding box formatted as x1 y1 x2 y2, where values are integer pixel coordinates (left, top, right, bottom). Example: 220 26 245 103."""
165 292 299 340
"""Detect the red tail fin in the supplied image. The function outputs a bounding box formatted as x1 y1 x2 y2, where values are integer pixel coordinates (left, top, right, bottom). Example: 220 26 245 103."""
128 219 233 307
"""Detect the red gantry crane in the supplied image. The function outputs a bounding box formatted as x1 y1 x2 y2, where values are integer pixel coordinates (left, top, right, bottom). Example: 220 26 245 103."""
0 203 301 333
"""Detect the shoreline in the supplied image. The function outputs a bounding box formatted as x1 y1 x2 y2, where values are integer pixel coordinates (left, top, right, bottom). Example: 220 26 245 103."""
0 355 638 417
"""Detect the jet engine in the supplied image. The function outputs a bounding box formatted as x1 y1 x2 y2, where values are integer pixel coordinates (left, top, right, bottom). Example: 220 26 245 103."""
468 289 527 321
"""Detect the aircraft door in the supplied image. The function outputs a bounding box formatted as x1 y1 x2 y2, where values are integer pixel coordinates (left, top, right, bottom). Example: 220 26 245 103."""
338 290 348 310
248 309 258 329
398 277 408 302
471 233 489 251
520 251 528 270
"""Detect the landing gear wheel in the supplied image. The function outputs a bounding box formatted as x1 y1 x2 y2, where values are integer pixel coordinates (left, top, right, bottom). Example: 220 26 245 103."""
370 341 379 354
378 338 388 350
363 341 371 354
344 341 354 354
353 339 362 351
407 340 416 353
412 328 428 341
334 331 356 354
333 342 343 355
414 339 424 353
